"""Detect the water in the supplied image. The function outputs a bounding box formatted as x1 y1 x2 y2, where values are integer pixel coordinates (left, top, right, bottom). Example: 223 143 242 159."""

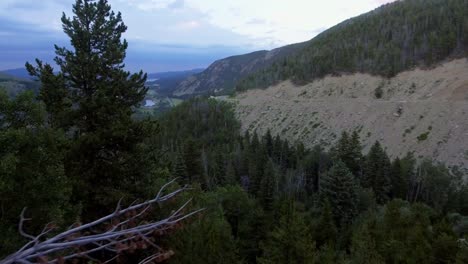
145 99 155 107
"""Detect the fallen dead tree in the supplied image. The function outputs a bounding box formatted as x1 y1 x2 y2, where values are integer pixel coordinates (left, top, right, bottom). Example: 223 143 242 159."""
1 179 203 264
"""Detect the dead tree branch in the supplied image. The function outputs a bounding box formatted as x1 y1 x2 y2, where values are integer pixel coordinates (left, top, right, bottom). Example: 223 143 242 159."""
1 179 203 264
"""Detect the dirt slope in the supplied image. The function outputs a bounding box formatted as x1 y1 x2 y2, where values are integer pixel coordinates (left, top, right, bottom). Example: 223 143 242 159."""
233 59 468 168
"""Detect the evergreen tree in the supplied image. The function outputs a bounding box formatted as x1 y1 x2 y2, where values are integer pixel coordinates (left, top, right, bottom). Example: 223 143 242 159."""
264 129 274 156
258 200 317 264
350 223 384 264
390 157 409 199
0 91 74 256
320 160 358 226
363 141 391 204
332 131 362 177
26 61 70 128
183 138 203 184
224 160 237 186
259 160 278 211
173 150 188 182
169 207 240 264
26 0 149 218
313 200 337 248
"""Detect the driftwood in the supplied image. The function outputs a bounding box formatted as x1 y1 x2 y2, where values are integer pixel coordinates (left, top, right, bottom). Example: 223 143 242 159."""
1 179 203 264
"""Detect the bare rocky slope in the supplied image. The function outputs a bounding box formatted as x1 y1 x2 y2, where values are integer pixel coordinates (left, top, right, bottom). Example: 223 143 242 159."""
233 59 468 169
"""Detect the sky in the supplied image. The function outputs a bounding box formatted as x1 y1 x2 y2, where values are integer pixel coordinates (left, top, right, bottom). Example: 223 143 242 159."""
0 0 395 73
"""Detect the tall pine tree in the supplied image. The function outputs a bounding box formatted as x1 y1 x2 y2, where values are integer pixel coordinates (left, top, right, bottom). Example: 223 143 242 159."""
26 0 149 218
320 160 358 226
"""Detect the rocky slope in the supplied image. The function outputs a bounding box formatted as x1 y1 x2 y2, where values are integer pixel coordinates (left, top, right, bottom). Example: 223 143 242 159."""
173 42 306 97
233 59 468 169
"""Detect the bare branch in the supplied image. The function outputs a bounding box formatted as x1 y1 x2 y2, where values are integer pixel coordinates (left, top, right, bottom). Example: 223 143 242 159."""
0 180 202 264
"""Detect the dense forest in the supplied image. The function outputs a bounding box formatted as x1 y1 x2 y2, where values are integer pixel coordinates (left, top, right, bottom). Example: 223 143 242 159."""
236 0 468 91
1 0 468 263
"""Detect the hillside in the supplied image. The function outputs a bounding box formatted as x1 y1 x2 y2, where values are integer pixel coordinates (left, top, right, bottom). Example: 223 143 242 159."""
236 0 468 91
173 42 306 97
147 68 204 96
0 72 39 97
233 58 468 169
0 68 32 79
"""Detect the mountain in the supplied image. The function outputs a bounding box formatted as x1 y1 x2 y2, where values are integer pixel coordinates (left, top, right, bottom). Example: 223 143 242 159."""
237 0 468 91
146 68 204 96
174 0 467 97
228 0 468 169
233 59 468 169
147 68 204 80
0 68 32 80
0 72 39 97
173 42 307 97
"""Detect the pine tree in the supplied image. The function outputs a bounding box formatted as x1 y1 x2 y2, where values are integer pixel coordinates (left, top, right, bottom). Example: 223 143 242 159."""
320 160 358 226
390 157 409 199
350 223 384 264
26 0 149 218
264 129 274 157
332 131 362 177
183 138 203 184
173 150 188 182
258 200 317 264
363 141 391 204
0 91 74 256
259 161 278 211
313 200 337 248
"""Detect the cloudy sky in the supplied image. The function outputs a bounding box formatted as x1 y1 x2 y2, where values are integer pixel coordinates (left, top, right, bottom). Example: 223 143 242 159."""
0 0 394 72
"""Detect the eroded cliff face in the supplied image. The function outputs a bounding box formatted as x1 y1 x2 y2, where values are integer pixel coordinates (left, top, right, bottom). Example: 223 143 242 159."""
233 59 468 168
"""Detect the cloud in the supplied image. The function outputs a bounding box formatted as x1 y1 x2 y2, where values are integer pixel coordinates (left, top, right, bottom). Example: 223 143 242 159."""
375 0 397 4
176 20 201 30
247 18 267 25
0 0 401 71
168 0 185 9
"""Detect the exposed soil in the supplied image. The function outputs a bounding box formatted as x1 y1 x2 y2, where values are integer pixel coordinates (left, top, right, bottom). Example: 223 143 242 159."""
233 59 468 169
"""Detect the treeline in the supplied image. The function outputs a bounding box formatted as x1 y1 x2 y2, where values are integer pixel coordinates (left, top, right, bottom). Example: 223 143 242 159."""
150 98 468 263
2 0 468 262
236 0 468 91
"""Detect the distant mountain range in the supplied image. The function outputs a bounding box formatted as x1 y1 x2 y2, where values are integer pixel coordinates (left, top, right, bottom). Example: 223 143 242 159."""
147 68 204 80
0 71 39 97
0 68 33 80
146 68 204 96
0 67 204 97
173 43 307 97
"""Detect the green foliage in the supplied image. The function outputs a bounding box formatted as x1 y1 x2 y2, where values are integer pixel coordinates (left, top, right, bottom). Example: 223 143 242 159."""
374 85 384 99
4 0 468 263
236 0 468 91
25 0 152 219
417 131 430 141
258 200 317 264
350 223 385 264
320 161 358 226
312 200 337 248
0 91 74 256
363 141 391 204
331 131 363 176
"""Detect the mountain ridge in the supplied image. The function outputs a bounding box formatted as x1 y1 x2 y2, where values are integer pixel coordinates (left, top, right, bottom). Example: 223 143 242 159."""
173 42 307 97
174 0 468 97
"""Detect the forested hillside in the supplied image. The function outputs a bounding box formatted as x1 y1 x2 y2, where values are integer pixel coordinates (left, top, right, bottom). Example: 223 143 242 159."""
173 42 306 97
0 72 39 97
2 0 468 263
135 98 468 263
236 0 468 91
